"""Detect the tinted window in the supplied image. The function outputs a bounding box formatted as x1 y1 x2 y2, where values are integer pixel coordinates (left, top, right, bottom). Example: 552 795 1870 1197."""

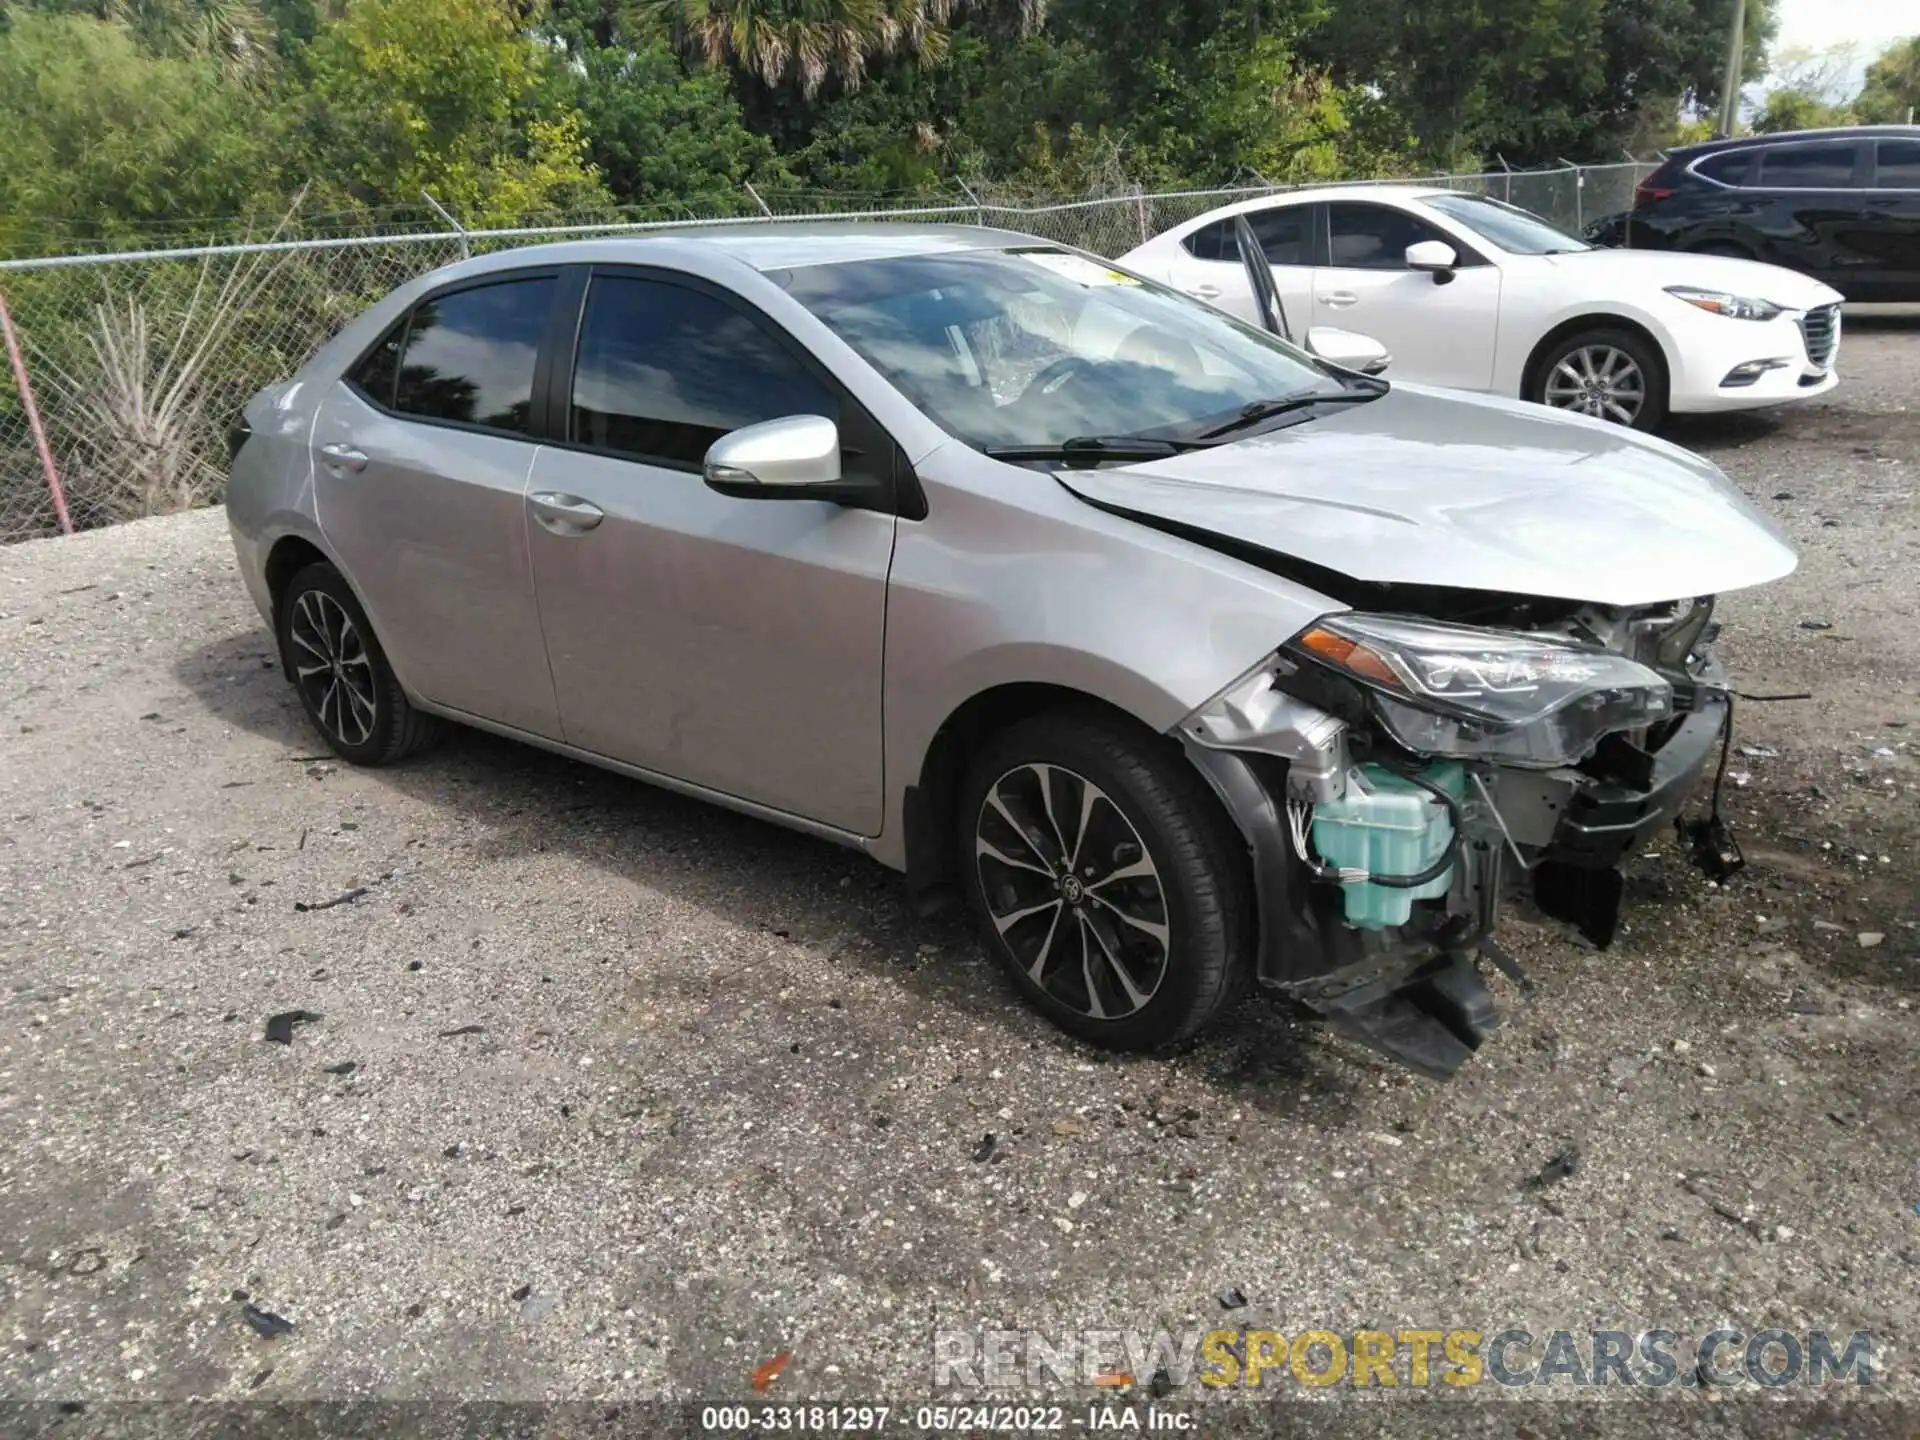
1325 203 1453 269
1183 219 1235 262
1695 150 1754 186
1757 143 1861 188
1875 139 1920 189
570 275 837 468
1248 207 1312 265
1183 209 1313 265
348 321 403 407
394 277 554 434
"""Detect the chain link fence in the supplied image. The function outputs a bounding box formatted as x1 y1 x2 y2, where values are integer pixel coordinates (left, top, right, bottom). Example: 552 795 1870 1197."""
0 160 1656 544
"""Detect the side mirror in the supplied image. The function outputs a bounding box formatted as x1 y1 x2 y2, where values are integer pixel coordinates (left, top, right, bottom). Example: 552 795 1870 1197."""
1305 326 1391 376
703 414 845 499
1405 239 1458 281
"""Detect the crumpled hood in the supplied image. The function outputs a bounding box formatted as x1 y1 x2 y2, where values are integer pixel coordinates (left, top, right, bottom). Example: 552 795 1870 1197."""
1059 384 1798 608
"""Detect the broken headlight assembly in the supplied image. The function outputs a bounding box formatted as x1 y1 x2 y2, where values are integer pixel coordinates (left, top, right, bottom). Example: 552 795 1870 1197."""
1285 613 1676 767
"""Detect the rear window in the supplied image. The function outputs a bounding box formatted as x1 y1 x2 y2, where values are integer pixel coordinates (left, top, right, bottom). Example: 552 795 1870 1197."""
1875 139 1920 189
1694 150 1754 187
392 277 555 435
1757 143 1861 188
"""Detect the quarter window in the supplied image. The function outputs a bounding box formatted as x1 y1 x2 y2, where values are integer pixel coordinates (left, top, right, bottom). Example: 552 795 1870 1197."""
1874 139 1920 189
393 277 555 435
1757 143 1861 188
347 320 404 408
1325 203 1454 269
569 275 837 468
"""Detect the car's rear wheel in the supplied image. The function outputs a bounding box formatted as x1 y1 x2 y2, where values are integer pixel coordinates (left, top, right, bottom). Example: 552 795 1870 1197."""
279 562 441 766
957 710 1251 1050
1530 327 1668 431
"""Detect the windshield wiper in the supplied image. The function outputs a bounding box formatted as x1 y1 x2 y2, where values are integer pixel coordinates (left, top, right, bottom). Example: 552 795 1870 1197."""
982 435 1204 467
1188 388 1380 442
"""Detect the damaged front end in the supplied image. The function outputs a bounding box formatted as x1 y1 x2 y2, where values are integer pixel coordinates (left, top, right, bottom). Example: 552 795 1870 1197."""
1177 595 1736 1079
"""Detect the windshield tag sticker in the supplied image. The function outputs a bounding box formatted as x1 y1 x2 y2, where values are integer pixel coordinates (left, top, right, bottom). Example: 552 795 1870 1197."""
1023 252 1141 288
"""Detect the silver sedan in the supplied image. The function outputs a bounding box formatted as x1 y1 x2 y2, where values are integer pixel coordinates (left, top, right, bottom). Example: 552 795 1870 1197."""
226 224 1795 1076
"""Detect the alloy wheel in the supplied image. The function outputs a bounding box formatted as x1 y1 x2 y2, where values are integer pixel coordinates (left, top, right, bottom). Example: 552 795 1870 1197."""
1543 344 1646 425
974 762 1171 1021
288 590 378 748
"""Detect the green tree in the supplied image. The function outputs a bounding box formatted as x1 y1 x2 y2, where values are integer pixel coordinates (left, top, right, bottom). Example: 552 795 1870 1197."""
288 0 609 224
635 0 951 96
0 9 271 254
1304 0 1778 167
1752 88 1854 133
1856 36 1919 124
554 40 788 205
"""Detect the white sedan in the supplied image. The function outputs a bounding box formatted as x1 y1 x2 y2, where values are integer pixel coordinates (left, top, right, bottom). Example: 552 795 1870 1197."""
1116 185 1843 429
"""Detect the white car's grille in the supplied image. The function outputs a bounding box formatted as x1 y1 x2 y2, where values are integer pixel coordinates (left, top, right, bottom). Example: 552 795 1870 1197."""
1799 304 1839 370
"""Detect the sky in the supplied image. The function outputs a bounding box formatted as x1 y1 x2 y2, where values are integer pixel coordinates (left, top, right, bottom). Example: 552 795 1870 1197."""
1762 0 1913 96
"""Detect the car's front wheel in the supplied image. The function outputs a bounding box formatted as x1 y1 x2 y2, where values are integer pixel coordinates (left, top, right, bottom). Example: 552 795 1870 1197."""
957 711 1252 1051
1529 326 1668 431
278 561 442 766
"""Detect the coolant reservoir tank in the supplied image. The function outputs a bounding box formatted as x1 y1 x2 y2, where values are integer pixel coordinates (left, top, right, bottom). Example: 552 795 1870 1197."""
1311 762 1465 929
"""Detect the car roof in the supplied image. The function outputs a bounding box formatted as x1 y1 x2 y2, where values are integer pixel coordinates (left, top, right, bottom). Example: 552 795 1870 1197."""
1149 184 1458 237
420 222 1045 285
1669 123 1920 159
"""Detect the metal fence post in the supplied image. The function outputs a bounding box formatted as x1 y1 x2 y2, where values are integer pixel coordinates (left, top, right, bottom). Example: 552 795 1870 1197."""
420 191 470 260
1559 159 1585 231
0 288 73 537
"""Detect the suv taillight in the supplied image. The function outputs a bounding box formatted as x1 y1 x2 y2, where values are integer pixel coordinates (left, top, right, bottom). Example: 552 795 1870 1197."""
1633 162 1679 209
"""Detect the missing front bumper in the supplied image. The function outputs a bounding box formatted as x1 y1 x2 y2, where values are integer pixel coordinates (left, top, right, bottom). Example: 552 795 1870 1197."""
1182 681 1733 1079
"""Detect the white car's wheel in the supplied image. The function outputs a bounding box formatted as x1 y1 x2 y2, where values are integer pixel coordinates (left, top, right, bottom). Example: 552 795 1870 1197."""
1529 327 1668 431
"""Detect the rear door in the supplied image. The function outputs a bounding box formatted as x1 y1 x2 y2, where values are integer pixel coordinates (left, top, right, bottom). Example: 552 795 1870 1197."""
1160 204 1318 334
1862 137 1920 301
1314 201 1501 389
1753 139 1872 292
523 268 897 834
310 272 565 739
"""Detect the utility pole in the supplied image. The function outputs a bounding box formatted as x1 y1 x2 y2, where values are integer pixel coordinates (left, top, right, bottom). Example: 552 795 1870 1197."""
1717 0 1747 137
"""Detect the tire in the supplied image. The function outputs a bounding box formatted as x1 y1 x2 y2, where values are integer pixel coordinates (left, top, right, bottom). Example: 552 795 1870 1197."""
1528 326 1668 432
277 562 442 766
957 709 1252 1051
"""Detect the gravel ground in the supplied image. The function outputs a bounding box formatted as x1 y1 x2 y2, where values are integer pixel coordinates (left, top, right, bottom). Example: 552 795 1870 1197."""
1 311 1916 1431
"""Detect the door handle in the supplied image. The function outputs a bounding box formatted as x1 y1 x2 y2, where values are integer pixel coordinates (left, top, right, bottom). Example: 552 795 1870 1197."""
1319 292 1359 308
1186 283 1222 299
319 442 369 472
529 491 605 534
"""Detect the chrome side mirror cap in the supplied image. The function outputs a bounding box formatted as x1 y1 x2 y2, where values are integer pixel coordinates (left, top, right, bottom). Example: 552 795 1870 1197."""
1305 326 1391 376
703 414 842 496
1405 239 1458 275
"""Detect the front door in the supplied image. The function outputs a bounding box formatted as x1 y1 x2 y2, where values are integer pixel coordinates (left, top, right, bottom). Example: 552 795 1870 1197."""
1314 201 1503 390
524 270 895 835
310 272 564 739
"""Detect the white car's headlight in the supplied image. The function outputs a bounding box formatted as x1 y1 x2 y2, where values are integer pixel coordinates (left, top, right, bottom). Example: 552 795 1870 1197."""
1665 285 1783 322
1285 614 1675 767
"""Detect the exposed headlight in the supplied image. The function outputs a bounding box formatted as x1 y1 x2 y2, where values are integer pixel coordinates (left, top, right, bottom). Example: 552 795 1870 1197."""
1286 614 1674 767
1665 285 1783 322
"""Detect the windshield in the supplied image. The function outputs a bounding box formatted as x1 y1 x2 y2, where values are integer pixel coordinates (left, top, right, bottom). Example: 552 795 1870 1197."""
778 247 1348 451
1420 193 1592 255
